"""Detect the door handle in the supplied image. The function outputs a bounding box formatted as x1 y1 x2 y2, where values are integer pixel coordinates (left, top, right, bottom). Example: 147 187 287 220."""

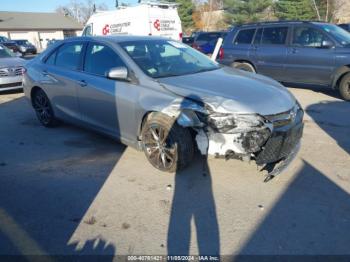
42 70 49 76
78 80 87 87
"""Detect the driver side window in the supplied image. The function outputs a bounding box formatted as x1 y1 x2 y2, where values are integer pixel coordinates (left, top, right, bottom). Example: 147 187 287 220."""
293 26 330 47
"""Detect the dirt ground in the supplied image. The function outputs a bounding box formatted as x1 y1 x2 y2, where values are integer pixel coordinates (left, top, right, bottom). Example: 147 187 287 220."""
0 86 349 257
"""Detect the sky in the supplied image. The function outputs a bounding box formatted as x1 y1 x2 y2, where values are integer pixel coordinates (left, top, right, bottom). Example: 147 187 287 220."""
0 0 138 13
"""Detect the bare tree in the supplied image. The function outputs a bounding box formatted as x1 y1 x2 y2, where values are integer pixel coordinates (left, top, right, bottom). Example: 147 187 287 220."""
56 0 108 24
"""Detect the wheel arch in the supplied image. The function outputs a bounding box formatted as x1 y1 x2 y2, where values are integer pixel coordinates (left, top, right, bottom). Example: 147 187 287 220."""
232 60 257 72
332 65 350 89
30 86 44 106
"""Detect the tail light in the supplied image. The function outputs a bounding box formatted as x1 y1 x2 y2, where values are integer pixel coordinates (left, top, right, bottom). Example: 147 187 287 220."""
179 32 183 40
219 47 224 60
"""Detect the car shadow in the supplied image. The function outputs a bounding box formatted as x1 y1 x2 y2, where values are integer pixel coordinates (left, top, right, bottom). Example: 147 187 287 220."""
236 160 350 257
0 96 123 258
306 100 350 155
165 96 220 256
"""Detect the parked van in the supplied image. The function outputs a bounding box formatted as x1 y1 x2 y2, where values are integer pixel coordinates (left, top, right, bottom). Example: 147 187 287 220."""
82 2 183 41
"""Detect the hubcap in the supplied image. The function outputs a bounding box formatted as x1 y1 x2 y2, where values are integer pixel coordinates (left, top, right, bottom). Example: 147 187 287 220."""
33 92 52 124
143 125 176 170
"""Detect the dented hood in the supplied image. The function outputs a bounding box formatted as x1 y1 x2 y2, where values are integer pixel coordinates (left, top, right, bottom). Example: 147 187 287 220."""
158 67 296 115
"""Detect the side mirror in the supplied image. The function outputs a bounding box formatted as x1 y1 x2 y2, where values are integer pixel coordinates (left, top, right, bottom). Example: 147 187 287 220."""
107 67 129 81
321 40 334 49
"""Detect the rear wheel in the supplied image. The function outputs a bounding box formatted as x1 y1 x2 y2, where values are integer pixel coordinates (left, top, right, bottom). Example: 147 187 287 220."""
32 89 59 127
339 73 350 101
233 62 256 73
141 113 194 173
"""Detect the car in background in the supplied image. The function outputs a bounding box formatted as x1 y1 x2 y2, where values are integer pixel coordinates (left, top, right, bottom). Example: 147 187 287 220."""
23 36 303 180
338 23 350 32
0 36 21 54
13 40 37 55
220 21 350 100
182 32 200 45
0 44 25 92
191 31 227 55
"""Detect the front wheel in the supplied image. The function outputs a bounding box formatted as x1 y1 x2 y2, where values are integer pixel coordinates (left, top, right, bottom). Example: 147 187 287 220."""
141 113 194 173
32 89 59 127
339 73 350 101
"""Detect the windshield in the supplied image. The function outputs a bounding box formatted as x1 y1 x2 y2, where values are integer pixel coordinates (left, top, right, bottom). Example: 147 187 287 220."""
320 24 350 45
0 45 15 58
120 40 220 78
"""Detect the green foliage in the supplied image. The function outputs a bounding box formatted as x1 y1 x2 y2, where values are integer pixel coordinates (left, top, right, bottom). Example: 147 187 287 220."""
223 0 273 25
168 0 195 30
274 0 317 21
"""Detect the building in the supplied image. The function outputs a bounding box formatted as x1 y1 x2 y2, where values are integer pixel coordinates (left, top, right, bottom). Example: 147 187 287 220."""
0 11 83 50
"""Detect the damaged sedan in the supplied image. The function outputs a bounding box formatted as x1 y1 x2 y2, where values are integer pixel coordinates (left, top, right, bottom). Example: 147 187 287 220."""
23 36 303 180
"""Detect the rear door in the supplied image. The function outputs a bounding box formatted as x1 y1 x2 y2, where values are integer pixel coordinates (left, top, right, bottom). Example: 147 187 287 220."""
252 26 289 81
284 25 335 85
41 41 85 121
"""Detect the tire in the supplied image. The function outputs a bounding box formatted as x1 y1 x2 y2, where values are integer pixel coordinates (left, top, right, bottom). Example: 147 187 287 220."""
32 89 59 127
141 113 194 173
339 73 350 101
233 62 256 73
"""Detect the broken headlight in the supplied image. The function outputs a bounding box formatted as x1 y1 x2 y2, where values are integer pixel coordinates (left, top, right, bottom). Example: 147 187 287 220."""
199 112 267 133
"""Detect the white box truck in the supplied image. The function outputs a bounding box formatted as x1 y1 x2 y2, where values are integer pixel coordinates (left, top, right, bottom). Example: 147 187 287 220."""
82 1 183 41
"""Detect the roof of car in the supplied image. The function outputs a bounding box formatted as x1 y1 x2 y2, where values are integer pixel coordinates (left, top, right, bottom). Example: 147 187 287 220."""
236 20 329 28
65 35 172 43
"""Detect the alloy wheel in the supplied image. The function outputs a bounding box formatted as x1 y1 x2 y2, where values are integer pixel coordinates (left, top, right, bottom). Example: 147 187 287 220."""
143 125 177 170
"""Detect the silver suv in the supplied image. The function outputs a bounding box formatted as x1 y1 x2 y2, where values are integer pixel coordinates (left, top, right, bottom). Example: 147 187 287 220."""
23 36 303 179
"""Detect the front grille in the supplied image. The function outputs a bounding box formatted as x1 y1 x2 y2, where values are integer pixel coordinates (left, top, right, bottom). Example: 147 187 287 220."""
0 67 23 77
256 122 303 165
0 82 22 89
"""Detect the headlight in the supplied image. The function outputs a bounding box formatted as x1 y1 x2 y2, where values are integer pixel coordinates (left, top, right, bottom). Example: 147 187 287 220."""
198 112 267 133
20 46 26 52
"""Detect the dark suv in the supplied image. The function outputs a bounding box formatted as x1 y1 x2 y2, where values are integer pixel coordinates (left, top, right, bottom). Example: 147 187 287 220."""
220 21 350 100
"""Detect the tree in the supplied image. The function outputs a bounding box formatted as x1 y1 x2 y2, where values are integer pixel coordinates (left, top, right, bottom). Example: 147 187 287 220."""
56 0 108 24
168 0 195 31
275 0 336 22
223 0 273 25
274 0 317 21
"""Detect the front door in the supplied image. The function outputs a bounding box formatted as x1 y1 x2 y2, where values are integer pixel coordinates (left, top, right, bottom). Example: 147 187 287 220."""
284 25 335 85
77 42 138 141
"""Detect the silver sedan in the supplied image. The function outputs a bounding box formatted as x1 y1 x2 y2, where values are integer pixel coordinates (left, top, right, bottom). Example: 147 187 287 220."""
23 36 303 179
0 44 25 92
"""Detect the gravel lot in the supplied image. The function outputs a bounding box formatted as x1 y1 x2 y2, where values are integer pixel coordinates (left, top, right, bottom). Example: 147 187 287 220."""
0 86 349 257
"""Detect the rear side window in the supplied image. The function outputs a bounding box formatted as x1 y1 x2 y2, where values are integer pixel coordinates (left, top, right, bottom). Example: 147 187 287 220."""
261 27 288 45
84 43 125 76
234 29 256 44
55 43 83 70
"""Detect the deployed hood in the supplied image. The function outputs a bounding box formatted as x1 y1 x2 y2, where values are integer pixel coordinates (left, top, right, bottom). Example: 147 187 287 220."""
157 67 296 116
0 57 26 68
